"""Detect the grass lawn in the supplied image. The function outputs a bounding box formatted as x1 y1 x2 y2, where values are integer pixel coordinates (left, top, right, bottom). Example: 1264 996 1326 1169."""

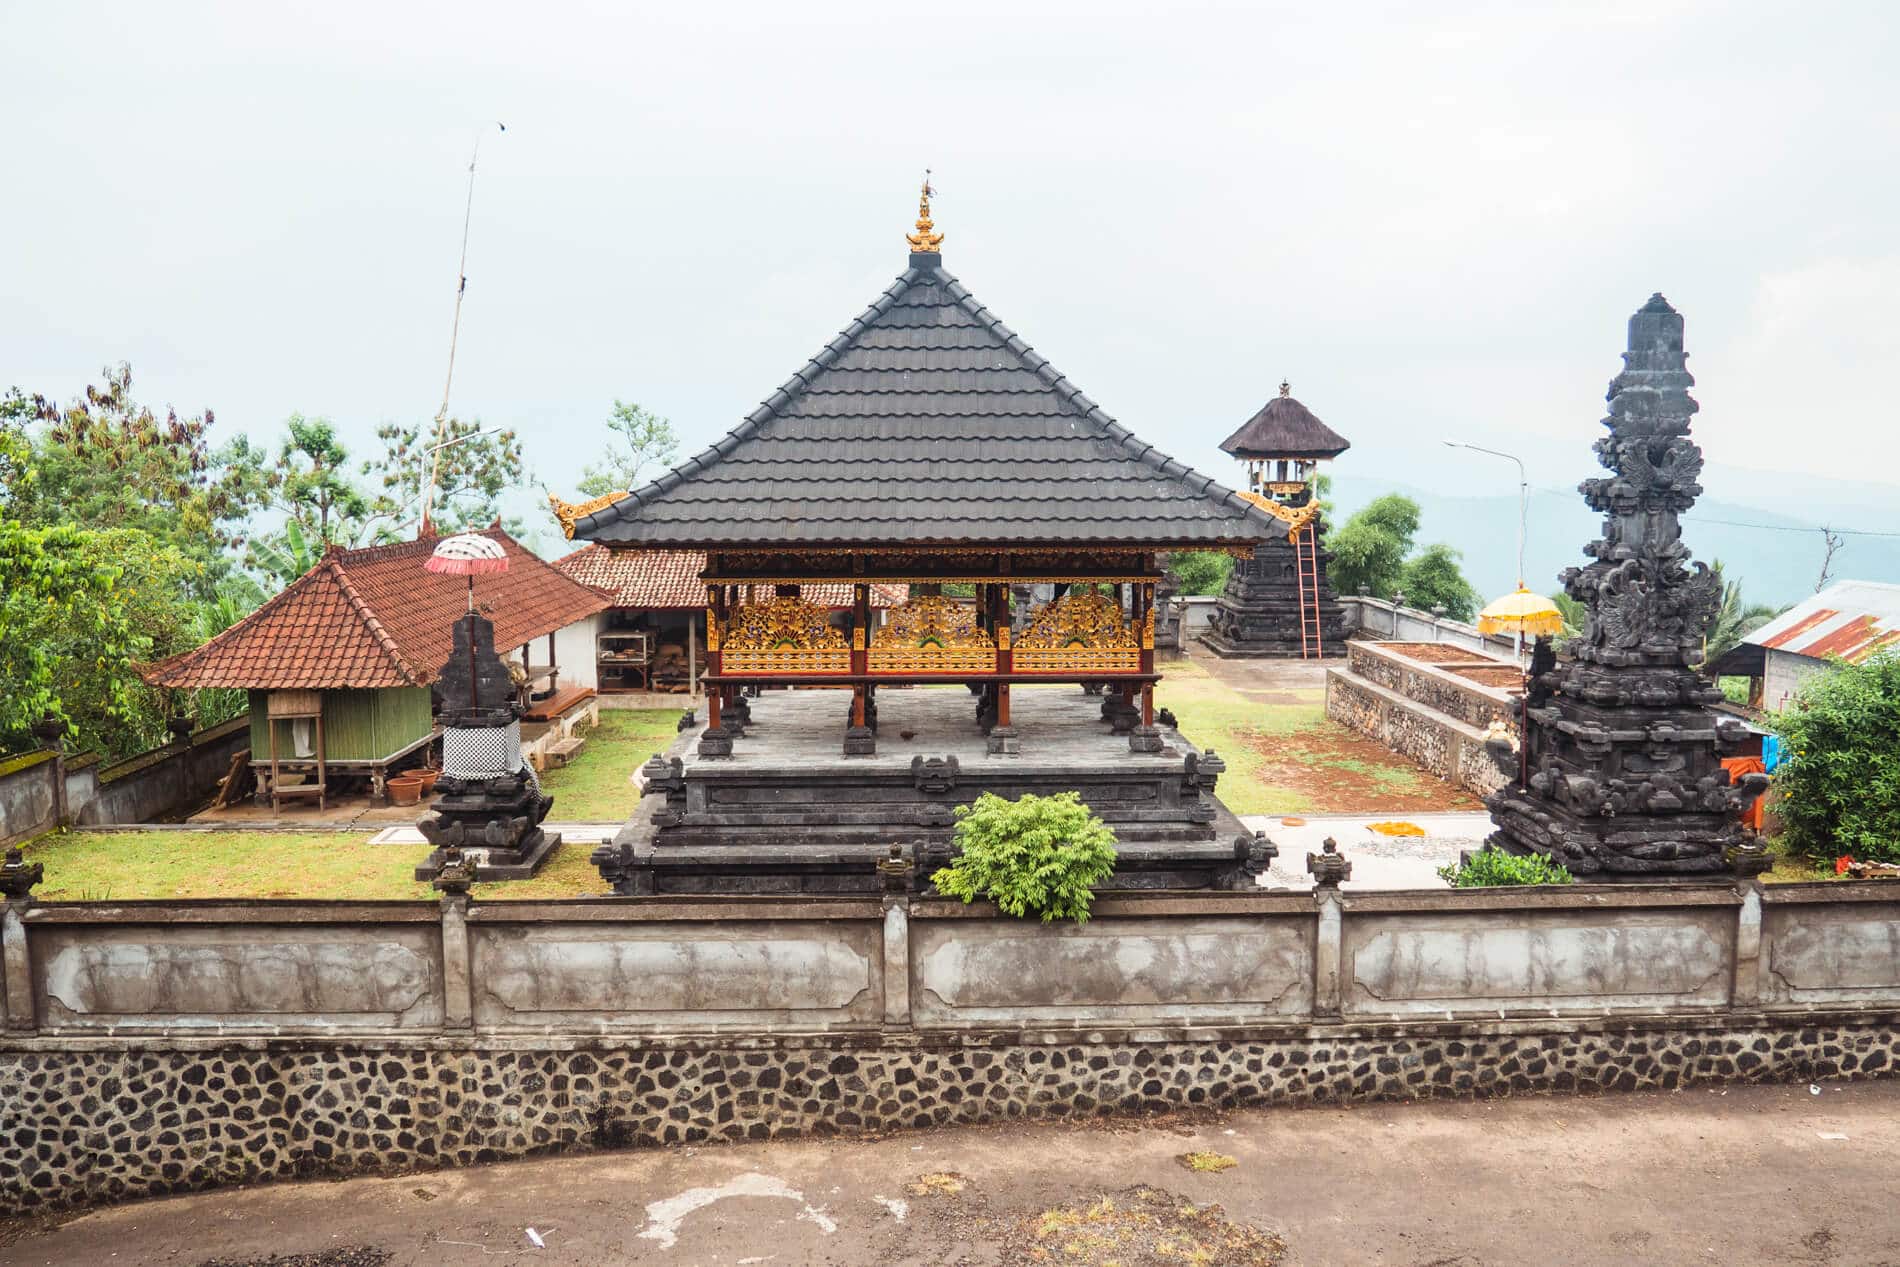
1156 658 1475 817
16 709 681 902
537 707 680 821
21 829 614 902
1156 660 1325 816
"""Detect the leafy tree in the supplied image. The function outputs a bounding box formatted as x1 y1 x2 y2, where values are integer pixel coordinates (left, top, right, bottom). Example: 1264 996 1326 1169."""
0 516 139 757
1770 649 1900 863
1328 494 1421 600
1169 551 1234 596
273 414 372 545
362 415 526 537
930 791 1119 924
247 519 327 587
18 364 270 594
578 400 679 497
1400 543 1479 621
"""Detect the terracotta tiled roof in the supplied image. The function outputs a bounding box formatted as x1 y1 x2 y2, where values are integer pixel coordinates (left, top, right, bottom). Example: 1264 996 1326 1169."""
145 530 611 690
555 545 906 610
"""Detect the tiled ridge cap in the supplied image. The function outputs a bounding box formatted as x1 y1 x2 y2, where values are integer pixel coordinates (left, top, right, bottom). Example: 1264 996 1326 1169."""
937 274 1282 539
325 556 424 686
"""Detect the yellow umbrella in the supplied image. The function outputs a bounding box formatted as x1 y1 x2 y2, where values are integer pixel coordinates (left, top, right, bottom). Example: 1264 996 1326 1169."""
1477 586 1567 638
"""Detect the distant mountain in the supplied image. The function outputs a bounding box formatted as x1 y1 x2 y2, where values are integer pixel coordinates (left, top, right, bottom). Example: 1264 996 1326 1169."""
1328 470 1900 610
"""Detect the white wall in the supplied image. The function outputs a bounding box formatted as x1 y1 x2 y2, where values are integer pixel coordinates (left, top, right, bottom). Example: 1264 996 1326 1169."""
553 612 605 691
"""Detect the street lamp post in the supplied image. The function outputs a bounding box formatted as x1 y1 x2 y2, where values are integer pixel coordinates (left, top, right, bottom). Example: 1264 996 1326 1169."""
1443 439 1530 658
416 425 505 537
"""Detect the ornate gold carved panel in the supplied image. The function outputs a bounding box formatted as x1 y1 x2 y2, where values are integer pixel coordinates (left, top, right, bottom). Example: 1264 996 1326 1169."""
1014 592 1141 674
720 596 851 675
869 595 997 673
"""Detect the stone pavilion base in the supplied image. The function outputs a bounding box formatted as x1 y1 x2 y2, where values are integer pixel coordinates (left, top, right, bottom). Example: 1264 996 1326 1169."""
593 685 1266 895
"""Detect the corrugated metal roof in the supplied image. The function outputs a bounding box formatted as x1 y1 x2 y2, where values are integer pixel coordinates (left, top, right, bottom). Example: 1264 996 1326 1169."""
1747 580 1900 664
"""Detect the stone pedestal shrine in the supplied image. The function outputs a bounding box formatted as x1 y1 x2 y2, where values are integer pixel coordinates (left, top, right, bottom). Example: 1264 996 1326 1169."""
415 612 560 882
1485 295 1769 878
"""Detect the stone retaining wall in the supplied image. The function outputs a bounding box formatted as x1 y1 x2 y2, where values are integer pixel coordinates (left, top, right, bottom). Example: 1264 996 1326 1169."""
7 883 1900 1209
11 1017 1897 1210
1327 641 1521 797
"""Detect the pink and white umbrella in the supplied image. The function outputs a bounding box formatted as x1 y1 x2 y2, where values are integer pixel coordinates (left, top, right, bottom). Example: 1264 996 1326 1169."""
425 533 509 609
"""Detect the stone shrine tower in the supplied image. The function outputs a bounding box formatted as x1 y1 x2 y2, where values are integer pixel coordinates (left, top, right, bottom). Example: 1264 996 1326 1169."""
1486 295 1769 878
1201 383 1351 658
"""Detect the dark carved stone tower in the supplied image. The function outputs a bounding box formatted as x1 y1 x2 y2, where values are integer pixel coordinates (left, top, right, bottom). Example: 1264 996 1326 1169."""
1485 295 1769 878
1201 383 1350 658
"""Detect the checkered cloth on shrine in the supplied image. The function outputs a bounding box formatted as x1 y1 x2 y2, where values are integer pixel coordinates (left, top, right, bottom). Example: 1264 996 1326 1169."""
444 723 523 778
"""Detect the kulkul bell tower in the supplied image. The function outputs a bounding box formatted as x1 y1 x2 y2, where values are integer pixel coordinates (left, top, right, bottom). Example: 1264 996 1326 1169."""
1201 383 1351 658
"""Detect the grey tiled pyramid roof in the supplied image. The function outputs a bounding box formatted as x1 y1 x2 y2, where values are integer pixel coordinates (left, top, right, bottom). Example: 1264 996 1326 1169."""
574 253 1282 549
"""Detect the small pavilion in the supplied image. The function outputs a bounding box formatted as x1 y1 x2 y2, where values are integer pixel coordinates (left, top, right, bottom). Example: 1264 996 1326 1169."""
567 185 1284 758
144 529 608 808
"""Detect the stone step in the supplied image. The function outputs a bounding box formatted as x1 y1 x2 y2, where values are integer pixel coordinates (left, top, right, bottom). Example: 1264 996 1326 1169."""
547 736 587 768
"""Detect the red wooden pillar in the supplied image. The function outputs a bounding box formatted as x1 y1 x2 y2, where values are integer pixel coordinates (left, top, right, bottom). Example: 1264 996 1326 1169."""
851 582 869 678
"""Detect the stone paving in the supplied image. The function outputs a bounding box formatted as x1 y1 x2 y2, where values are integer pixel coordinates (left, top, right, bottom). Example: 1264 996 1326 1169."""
1242 811 1488 889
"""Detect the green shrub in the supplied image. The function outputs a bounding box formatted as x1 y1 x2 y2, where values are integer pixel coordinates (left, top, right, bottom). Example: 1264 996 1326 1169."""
930 791 1119 924
1437 847 1574 887
1771 650 1900 863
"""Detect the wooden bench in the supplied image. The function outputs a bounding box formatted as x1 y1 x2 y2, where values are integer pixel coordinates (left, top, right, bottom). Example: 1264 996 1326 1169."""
523 685 596 723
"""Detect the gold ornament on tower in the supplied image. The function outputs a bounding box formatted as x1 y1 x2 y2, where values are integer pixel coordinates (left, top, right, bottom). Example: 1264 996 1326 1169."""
906 172 944 253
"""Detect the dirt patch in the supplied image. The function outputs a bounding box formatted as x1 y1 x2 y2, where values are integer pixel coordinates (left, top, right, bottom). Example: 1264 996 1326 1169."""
1239 723 1484 813
1379 642 1496 665
1445 665 1526 689
902 1173 1285 1267
199 1250 392 1267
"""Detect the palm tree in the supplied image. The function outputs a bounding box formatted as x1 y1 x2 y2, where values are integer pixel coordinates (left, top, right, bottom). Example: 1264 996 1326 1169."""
1704 560 1782 666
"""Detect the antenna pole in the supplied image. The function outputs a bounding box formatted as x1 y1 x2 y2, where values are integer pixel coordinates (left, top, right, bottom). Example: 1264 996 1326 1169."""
422 122 504 536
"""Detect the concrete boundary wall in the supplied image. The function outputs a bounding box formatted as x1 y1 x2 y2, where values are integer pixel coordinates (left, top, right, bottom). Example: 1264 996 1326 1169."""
0 718 249 845
5 883 1900 1208
1340 596 1520 659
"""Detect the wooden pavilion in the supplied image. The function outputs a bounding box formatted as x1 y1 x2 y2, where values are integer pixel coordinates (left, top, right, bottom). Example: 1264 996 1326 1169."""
566 185 1285 757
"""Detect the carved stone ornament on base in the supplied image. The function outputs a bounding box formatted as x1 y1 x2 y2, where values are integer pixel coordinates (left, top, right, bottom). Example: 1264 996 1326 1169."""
1484 295 1770 879
413 612 561 883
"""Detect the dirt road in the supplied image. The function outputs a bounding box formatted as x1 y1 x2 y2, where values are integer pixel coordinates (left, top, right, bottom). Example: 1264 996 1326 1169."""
10 1081 1899 1266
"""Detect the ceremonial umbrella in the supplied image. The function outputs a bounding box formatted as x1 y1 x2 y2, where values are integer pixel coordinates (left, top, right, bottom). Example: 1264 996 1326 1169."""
424 532 509 610
1477 585 1566 662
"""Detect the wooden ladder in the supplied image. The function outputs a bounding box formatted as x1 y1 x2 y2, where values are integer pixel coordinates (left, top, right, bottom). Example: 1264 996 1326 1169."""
1293 526 1324 659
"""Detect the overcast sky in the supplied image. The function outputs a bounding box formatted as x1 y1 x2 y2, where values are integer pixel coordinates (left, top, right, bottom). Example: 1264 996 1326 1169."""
7 1 1898 542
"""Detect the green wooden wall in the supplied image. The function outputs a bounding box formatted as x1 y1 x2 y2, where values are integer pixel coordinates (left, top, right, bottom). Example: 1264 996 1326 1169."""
247 687 433 763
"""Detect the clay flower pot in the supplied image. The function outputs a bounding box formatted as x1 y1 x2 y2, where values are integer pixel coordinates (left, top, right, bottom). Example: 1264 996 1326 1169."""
387 775 424 807
415 768 441 796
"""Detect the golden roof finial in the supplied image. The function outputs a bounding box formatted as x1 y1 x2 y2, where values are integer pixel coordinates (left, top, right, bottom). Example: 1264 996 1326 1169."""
906 170 943 254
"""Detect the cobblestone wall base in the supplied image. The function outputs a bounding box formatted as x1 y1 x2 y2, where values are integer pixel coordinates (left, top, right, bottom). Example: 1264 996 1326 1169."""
6 1019 1896 1210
